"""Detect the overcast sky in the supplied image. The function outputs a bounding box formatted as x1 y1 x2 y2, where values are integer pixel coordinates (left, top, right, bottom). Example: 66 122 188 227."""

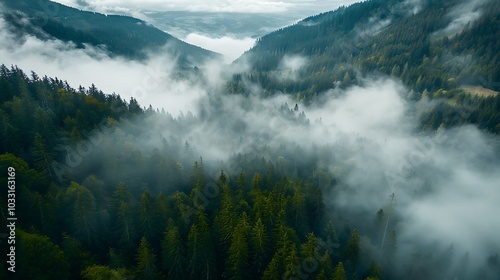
52 0 360 16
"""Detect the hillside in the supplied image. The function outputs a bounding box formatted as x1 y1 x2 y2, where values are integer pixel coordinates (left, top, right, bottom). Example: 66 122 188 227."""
0 1 499 279
0 0 220 63
234 0 500 100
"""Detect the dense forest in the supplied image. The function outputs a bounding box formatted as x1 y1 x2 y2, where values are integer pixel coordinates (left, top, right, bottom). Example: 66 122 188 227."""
0 65 385 280
0 65 499 279
0 0 499 279
232 0 500 117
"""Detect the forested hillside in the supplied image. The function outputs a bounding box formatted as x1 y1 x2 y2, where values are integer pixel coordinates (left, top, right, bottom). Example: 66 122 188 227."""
0 66 381 279
0 0 499 279
0 0 220 63
232 0 500 133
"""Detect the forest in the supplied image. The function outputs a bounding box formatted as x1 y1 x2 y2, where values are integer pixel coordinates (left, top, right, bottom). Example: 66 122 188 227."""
0 65 380 280
233 0 500 112
0 0 499 279
0 62 499 280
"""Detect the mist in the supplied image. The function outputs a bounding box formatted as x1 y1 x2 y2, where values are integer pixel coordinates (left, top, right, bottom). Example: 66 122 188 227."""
0 14 221 115
1 4 499 280
433 0 489 37
182 33 255 64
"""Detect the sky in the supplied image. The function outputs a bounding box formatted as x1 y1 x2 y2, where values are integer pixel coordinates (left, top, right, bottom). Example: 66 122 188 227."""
52 0 360 15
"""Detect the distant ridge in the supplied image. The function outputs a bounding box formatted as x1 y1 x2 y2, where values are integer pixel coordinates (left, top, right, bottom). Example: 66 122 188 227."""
234 0 500 100
0 0 221 64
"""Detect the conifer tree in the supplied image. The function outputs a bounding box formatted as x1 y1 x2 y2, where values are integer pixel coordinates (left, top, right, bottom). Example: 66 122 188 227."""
135 237 160 280
333 262 347 280
162 219 186 279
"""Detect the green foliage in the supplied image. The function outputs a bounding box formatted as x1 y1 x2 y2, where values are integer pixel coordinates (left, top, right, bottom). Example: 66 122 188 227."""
162 219 186 279
345 230 361 264
16 229 70 280
225 216 250 280
81 265 130 280
135 237 161 280
1 0 498 273
251 217 268 276
333 262 347 280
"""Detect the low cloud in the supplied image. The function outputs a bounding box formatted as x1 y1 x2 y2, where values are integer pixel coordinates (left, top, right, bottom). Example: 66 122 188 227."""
271 55 309 82
51 0 361 17
399 0 424 15
183 33 255 64
0 15 217 115
433 0 488 38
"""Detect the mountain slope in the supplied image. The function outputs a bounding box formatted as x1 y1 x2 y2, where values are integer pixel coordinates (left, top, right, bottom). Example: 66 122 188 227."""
234 0 500 100
0 0 221 63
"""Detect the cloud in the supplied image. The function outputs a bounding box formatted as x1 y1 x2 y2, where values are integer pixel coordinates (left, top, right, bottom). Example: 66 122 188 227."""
433 0 488 37
0 14 218 115
271 55 309 82
183 33 255 64
51 0 362 16
399 0 424 15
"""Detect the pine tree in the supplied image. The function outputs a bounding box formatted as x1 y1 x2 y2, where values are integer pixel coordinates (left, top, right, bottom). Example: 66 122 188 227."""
316 269 327 280
110 182 137 251
66 182 98 246
284 243 301 280
162 219 186 279
17 230 70 280
139 189 157 241
81 265 129 280
225 218 250 280
251 217 268 276
344 229 360 264
135 237 161 280
301 232 319 260
290 187 308 235
32 132 55 180
187 224 202 279
332 262 347 280
186 212 214 280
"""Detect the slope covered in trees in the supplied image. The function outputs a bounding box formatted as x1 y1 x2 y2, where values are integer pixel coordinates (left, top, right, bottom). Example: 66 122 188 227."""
0 0 220 63
0 0 499 279
233 0 500 123
0 65 394 279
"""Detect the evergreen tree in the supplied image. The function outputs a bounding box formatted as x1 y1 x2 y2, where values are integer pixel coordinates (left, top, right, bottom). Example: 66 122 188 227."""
344 229 360 264
162 219 186 279
17 230 70 280
225 217 250 280
139 189 157 241
333 262 347 280
81 265 129 280
135 237 161 280
66 182 98 247
251 217 268 276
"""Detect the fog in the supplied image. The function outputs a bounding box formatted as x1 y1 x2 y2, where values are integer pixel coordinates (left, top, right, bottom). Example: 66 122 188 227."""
51 0 362 17
433 0 489 37
183 33 255 63
399 0 424 15
1 5 500 280
0 15 214 115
